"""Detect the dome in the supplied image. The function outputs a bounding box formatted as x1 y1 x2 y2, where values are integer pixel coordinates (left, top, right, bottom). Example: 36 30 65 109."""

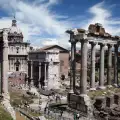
9 26 22 34
9 19 23 36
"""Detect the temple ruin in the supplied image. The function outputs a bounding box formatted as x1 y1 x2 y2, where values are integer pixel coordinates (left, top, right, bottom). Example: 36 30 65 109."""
66 23 120 118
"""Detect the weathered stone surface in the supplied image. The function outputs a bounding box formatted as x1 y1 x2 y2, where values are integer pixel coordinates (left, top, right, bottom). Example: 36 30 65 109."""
106 95 114 108
114 93 120 105
68 93 92 117
93 95 120 120
94 96 105 111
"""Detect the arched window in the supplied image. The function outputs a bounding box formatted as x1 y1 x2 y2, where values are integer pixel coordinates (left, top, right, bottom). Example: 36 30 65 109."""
16 47 19 53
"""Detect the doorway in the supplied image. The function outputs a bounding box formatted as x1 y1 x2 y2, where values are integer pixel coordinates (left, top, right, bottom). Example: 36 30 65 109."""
16 65 19 71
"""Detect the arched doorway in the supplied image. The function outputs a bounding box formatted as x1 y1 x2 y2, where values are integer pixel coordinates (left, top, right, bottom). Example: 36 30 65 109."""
14 59 20 71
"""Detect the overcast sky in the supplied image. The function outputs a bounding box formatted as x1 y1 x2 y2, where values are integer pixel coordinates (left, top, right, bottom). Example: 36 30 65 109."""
0 0 120 48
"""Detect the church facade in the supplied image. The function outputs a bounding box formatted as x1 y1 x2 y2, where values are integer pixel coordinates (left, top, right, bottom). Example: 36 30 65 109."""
1 18 30 73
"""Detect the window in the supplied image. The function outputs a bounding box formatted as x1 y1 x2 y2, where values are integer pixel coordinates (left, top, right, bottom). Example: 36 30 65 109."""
16 47 19 53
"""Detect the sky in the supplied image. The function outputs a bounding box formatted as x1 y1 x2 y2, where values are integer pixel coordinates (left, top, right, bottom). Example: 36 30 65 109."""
0 0 120 48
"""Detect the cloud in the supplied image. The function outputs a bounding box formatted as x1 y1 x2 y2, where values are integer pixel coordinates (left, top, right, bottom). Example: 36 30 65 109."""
0 0 70 47
83 1 120 36
42 39 58 46
0 1 120 49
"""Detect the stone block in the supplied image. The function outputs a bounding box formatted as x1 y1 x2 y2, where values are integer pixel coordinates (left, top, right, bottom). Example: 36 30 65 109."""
114 93 120 105
94 96 105 110
106 95 114 108
68 93 92 116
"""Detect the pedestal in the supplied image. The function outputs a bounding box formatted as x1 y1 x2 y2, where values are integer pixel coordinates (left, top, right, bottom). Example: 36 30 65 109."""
68 93 92 117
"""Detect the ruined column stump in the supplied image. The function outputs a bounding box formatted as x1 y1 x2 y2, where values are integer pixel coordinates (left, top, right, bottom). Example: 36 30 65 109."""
68 93 93 117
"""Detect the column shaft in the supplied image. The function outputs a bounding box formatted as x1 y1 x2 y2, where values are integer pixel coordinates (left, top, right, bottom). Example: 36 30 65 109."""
30 61 33 80
44 63 46 80
39 62 41 80
2 30 8 94
90 43 96 90
80 40 88 95
44 63 47 86
107 44 112 86
71 42 76 92
99 44 105 89
114 45 118 85
26 61 28 77
30 61 34 87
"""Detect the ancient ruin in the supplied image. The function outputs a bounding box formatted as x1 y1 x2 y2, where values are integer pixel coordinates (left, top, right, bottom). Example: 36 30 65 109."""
66 23 120 119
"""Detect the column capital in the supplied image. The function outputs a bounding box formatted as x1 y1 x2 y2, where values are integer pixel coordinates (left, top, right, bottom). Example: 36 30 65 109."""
69 39 77 44
107 44 112 48
89 41 97 46
80 39 88 43
98 43 105 47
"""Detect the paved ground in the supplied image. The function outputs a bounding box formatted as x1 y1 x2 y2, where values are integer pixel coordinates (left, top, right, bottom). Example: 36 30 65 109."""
16 111 26 120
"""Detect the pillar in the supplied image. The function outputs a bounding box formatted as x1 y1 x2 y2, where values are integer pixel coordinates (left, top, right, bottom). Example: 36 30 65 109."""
114 44 118 86
70 36 76 93
80 39 88 95
26 61 28 77
90 42 96 90
30 61 34 86
2 29 9 94
98 43 105 89
44 63 47 86
107 44 112 87
39 62 41 88
39 62 41 80
25 61 28 86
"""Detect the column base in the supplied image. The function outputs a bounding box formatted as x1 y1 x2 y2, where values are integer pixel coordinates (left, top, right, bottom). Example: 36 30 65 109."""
107 85 113 88
113 83 118 87
90 88 96 91
69 89 74 94
98 86 106 90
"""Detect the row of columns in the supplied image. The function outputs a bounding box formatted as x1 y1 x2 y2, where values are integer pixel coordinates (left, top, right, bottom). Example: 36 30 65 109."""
70 37 119 95
28 61 47 87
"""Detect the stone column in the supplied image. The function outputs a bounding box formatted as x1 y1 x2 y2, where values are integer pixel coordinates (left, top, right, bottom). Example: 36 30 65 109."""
107 44 112 87
2 29 9 94
26 61 28 77
90 42 96 90
98 43 105 89
39 62 41 80
39 62 41 88
80 39 88 95
25 61 28 86
70 36 76 93
114 44 118 86
30 61 34 86
44 63 47 86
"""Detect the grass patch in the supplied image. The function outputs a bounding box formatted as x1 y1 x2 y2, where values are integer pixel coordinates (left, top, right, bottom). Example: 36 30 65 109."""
10 91 35 107
0 104 13 120
29 111 41 117
88 87 120 100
